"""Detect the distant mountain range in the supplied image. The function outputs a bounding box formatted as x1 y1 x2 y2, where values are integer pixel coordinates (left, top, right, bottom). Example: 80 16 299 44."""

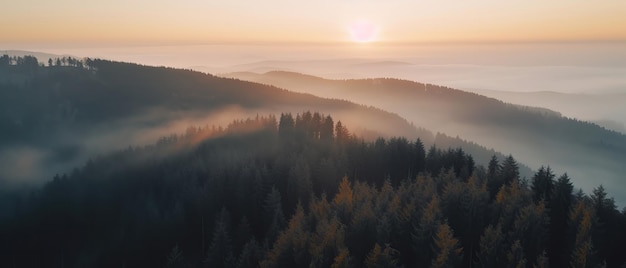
1 55 527 188
226 71 626 203
473 89 626 133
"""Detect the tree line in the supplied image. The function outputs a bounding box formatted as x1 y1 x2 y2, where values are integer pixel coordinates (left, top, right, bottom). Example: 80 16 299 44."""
0 112 624 267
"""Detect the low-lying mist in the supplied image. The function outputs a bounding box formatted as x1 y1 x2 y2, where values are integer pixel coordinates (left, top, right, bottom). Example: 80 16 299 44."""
226 71 626 206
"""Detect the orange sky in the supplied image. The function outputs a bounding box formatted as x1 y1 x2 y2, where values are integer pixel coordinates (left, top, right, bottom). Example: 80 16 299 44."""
2 1 626 45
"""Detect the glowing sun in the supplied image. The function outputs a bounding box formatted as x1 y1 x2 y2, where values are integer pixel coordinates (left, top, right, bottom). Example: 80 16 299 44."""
349 21 378 43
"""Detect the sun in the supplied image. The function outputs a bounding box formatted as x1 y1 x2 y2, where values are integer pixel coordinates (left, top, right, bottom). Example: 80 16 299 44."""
349 21 378 43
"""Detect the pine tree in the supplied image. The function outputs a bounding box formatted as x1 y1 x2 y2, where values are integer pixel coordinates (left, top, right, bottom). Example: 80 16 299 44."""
365 243 398 268
507 240 527 268
264 187 286 245
548 174 574 267
412 196 442 267
534 250 549 268
487 155 502 199
262 203 309 268
235 216 253 253
237 239 262 268
431 223 463 268
205 208 235 268
477 224 504 268
309 216 348 267
335 121 350 144
531 166 555 204
414 138 426 175
570 201 593 268
321 115 334 142
278 113 294 138
166 244 185 268
333 176 354 224
500 155 519 186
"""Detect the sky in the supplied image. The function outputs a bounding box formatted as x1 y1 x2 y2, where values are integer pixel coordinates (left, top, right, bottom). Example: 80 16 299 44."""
2 0 626 46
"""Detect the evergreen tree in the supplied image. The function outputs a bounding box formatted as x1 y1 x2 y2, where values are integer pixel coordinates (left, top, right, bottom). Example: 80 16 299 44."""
333 176 354 223
262 203 310 268
321 115 334 142
278 113 295 138
548 174 574 267
237 239 262 268
487 155 502 199
205 208 235 268
264 187 286 245
414 138 426 175
507 240 527 268
412 196 442 266
309 216 348 267
501 155 520 186
166 244 186 268
235 216 253 253
365 243 398 268
477 224 504 268
335 121 350 144
431 223 463 268
570 200 593 268
531 166 555 204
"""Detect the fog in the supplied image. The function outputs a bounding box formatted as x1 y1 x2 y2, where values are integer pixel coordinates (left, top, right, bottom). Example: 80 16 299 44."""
0 106 252 188
0 98 424 190
2 42 625 203
11 41 625 92
224 71 626 206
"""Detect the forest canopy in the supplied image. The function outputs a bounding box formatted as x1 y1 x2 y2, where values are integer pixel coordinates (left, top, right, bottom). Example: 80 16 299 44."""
1 112 624 267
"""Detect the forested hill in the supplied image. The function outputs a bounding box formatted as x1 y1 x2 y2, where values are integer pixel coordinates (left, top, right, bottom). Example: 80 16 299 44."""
1 114 624 267
226 71 626 204
0 55 532 187
0 56 420 145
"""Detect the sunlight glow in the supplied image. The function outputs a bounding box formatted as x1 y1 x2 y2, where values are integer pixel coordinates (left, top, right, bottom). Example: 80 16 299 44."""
349 21 378 43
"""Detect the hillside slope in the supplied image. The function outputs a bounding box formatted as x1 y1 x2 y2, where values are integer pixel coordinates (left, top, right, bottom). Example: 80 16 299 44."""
0 56 527 186
227 71 626 203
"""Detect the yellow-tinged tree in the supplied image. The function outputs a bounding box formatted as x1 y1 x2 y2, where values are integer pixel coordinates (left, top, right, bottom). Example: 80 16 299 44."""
261 203 310 268
334 176 354 223
570 200 594 268
431 223 463 268
365 243 399 268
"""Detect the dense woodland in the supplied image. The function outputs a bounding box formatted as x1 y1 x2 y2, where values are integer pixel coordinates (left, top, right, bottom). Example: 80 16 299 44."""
229 71 626 201
0 54 534 190
1 112 625 268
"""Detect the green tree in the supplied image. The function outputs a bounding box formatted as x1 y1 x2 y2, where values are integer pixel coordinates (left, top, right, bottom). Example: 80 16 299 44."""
264 187 286 245
335 121 350 144
321 115 334 142
413 196 442 266
166 244 186 268
205 208 235 268
487 155 502 199
500 155 519 186
413 138 426 175
237 239 262 268
278 113 295 138
531 166 555 203
548 174 574 267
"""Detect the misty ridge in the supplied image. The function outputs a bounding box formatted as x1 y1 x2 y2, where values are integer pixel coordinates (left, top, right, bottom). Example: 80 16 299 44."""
226 71 626 205
1 110 625 267
1 53 626 267
0 54 521 188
